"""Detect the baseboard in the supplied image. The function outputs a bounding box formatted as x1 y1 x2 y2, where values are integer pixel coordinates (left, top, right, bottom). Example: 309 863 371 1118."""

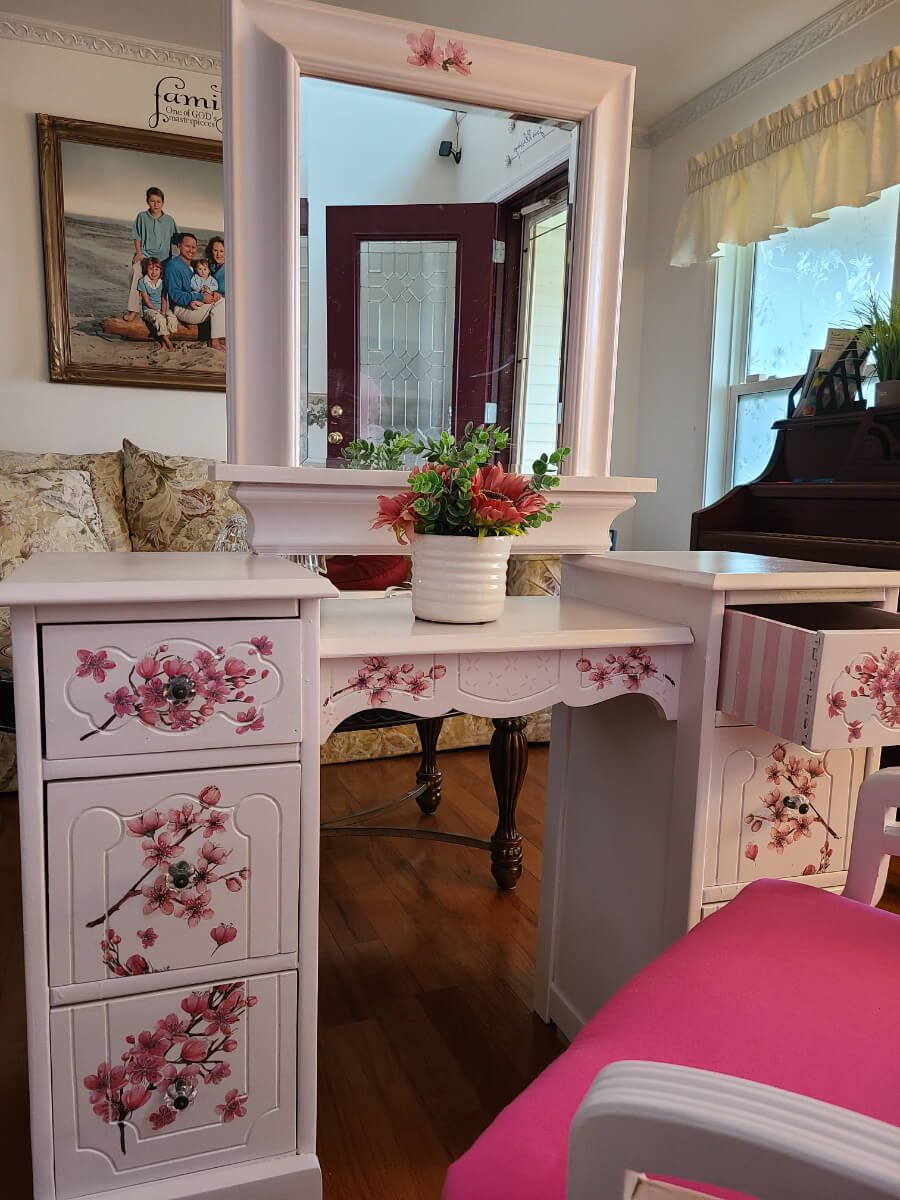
547 982 587 1043
59 1155 322 1200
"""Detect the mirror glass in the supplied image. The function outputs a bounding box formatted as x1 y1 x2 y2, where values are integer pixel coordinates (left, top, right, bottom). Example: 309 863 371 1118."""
297 76 578 468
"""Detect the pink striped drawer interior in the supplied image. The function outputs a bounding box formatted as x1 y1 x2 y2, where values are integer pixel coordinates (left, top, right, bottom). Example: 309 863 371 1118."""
718 608 814 744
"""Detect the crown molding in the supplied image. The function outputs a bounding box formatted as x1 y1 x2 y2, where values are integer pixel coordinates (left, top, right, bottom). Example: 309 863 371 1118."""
647 0 897 146
0 11 220 75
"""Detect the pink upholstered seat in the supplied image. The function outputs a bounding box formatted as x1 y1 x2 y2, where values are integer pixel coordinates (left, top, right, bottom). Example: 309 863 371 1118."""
443 878 900 1200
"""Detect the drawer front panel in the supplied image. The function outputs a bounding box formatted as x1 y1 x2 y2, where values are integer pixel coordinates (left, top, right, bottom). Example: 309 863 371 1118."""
47 765 300 988
51 971 297 1199
43 620 300 758
704 724 863 892
718 606 900 750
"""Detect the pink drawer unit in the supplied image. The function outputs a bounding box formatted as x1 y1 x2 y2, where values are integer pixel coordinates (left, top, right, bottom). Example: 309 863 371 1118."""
50 971 297 1198
42 619 301 759
47 764 300 988
718 603 900 750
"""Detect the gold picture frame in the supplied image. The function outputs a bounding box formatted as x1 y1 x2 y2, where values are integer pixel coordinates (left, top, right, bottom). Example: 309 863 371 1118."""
36 113 225 392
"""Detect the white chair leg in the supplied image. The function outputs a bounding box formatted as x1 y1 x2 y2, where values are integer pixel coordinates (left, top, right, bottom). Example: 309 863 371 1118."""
568 1061 900 1200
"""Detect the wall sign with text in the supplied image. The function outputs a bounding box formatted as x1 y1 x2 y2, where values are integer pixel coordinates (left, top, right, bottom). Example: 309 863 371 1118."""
149 75 223 136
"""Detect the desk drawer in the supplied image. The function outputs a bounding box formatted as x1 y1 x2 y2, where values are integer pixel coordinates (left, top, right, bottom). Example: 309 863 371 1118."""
718 603 900 750
42 619 300 759
50 971 296 1198
47 764 300 988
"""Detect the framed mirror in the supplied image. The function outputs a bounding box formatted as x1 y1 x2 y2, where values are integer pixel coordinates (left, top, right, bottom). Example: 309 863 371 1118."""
223 0 635 476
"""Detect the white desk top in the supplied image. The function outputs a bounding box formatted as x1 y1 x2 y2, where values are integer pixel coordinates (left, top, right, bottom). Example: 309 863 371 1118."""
574 551 900 592
0 553 339 605
320 595 693 657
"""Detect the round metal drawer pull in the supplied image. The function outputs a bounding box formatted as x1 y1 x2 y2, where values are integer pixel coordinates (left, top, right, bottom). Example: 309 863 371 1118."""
166 860 198 890
164 674 196 705
167 1077 197 1111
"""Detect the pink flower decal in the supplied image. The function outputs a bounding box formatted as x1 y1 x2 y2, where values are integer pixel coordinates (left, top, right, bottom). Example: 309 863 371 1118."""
326 657 448 709
235 706 265 733
216 1088 249 1123
75 648 116 682
827 645 900 742
87 785 250 976
82 982 253 1153
576 648 674 693
406 27 472 74
76 636 272 743
742 744 840 874
210 923 238 956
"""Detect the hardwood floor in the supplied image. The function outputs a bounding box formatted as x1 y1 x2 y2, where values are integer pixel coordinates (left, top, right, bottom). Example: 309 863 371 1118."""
1 746 897 1198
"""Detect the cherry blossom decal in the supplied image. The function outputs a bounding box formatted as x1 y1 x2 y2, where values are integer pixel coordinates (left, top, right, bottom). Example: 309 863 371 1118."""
75 636 274 741
575 648 675 692
82 981 255 1154
406 28 472 74
325 656 447 709
742 743 837 875
87 784 249 976
827 645 900 743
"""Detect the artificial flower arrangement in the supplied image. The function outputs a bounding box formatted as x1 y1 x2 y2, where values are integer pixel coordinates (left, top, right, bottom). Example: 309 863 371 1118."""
372 424 569 544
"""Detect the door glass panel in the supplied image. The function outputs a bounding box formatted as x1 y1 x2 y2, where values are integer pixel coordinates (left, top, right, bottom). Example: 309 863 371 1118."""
358 238 457 443
514 206 568 470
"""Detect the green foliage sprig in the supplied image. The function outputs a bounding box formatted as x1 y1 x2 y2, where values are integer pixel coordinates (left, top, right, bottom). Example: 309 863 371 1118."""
856 291 900 383
341 429 420 470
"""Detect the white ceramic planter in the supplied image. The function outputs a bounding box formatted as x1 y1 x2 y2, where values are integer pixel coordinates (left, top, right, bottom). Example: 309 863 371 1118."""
410 534 512 623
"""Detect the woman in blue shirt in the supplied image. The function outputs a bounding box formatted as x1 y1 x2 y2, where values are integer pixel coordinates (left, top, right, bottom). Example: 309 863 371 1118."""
124 187 179 322
206 236 226 297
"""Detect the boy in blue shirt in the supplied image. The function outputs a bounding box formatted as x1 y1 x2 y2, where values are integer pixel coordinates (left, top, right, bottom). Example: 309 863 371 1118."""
124 187 179 322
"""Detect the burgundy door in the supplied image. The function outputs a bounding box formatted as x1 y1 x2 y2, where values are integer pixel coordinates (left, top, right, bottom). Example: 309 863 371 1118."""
325 203 497 461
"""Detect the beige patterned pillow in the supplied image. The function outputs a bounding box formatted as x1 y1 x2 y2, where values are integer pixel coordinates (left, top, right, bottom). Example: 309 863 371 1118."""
0 450 131 551
0 468 110 792
122 438 244 553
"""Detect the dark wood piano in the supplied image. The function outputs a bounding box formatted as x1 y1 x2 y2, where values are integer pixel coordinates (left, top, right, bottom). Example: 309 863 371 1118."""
692 404 900 568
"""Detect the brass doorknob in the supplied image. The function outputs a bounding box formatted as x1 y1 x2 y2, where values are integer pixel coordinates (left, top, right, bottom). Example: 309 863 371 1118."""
328 431 344 445
330 405 343 418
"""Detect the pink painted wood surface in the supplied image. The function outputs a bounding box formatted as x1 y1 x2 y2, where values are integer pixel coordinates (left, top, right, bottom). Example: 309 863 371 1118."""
47 764 301 988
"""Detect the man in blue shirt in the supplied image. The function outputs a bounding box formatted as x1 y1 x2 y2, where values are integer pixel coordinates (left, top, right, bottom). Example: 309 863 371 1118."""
164 231 226 349
124 187 179 322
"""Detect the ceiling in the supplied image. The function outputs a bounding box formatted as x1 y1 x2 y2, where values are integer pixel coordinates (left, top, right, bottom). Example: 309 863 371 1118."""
11 0 877 130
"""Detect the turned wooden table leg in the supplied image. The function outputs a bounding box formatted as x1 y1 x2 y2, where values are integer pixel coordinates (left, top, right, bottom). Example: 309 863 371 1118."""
414 716 444 814
489 716 528 890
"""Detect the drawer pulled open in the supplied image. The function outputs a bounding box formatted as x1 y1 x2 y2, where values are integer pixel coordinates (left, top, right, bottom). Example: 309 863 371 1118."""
718 602 900 750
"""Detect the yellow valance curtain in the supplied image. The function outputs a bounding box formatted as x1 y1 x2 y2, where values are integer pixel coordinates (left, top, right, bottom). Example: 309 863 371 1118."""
671 45 900 267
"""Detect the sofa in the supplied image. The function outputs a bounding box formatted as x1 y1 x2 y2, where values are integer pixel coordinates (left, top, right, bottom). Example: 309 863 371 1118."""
0 440 554 791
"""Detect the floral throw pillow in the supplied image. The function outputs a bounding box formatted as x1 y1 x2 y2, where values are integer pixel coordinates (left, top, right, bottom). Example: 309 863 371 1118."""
122 438 244 553
0 450 131 551
0 468 109 793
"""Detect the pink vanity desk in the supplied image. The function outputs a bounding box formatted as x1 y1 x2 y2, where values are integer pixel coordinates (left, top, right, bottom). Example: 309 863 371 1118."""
5 548 900 1200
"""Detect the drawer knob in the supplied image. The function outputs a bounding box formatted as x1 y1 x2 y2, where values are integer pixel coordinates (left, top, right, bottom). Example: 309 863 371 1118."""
164 674 197 705
167 1077 197 1111
167 860 198 890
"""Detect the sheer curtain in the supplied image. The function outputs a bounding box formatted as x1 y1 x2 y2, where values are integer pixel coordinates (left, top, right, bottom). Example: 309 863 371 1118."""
671 45 900 267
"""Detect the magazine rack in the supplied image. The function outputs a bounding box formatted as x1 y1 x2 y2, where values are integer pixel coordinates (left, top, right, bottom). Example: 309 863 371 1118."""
788 341 867 418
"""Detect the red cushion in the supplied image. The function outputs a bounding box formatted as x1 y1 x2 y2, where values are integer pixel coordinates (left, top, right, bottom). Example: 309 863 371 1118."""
443 879 900 1200
324 554 409 592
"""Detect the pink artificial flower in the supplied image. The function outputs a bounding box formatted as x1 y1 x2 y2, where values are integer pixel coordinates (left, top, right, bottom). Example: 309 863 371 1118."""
104 685 136 718
210 923 238 954
216 1088 249 1122
406 28 442 69
137 928 158 948
126 810 166 838
444 39 472 74
470 463 546 529
372 489 418 545
250 635 273 656
198 784 222 808
75 648 116 682
235 706 265 734
744 843 759 862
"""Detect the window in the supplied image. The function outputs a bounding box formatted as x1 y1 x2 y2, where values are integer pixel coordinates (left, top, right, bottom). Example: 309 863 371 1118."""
707 185 900 499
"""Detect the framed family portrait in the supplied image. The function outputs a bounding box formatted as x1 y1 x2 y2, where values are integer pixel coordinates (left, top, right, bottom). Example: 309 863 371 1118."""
36 114 225 392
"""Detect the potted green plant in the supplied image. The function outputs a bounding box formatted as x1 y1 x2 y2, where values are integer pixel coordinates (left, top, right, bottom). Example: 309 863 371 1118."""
372 425 569 623
856 291 900 407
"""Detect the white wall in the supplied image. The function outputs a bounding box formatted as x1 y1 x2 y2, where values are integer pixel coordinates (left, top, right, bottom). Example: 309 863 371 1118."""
453 110 573 201
0 37 227 459
631 6 900 550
